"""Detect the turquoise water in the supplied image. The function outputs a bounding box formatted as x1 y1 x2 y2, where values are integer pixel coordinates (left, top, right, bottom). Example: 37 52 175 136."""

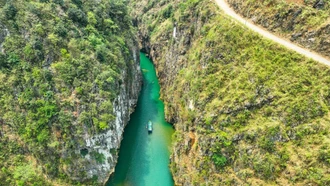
107 53 174 186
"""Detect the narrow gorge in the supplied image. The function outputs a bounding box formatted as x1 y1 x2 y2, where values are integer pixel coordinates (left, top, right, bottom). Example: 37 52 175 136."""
1 0 330 185
107 53 174 186
132 0 330 185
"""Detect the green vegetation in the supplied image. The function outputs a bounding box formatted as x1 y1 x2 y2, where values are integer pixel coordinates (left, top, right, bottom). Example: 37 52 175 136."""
227 0 330 58
212 154 227 168
0 0 136 185
91 151 105 164
132 0 330 185
231 0 330 28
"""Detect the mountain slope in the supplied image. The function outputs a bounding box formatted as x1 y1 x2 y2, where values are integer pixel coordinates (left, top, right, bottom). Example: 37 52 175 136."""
132 0 330 185
215 0 330 67
0 0 140 185
227 0 330 58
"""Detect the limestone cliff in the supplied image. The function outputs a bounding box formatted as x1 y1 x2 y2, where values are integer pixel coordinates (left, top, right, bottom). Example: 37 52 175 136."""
64 48 141 183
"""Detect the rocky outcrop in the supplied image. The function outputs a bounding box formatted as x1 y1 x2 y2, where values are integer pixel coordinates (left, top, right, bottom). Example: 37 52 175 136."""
0 24 9 52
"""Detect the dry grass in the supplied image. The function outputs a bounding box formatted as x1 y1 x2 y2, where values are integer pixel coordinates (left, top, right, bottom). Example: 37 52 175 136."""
285 0 304 5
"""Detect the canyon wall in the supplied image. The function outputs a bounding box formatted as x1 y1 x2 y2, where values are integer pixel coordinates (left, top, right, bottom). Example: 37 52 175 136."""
132 0 330 185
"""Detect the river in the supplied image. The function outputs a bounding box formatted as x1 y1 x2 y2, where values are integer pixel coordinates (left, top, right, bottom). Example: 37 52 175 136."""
106 53 174 186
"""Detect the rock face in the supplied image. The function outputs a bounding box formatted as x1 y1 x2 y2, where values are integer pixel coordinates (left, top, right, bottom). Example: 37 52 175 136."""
68 48 141 183
313 0 325 9
0 24 9 52
85 52 141 182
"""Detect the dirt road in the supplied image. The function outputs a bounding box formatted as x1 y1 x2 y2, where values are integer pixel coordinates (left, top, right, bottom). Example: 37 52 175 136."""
214 0 330 67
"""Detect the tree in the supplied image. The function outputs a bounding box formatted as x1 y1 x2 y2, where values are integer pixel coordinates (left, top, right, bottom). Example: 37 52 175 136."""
3 3 17 20
68 7 87 26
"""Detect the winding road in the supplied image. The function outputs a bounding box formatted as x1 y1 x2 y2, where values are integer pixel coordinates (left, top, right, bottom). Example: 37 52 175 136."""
214 0 330 67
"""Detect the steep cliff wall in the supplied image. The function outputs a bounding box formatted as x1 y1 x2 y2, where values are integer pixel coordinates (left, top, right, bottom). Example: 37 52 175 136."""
65 49 141 183
0 1 141 185
132 0 330 185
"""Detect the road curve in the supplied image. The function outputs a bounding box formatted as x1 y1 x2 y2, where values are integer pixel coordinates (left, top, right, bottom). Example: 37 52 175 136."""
214 0 330 67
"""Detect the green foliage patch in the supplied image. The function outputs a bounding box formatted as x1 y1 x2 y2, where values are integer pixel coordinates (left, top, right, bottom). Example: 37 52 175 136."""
0 0 136 184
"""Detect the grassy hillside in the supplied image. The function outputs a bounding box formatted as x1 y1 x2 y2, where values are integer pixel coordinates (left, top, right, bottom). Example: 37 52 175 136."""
0 0 137 185
132 0 330 185
227 0 330 58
